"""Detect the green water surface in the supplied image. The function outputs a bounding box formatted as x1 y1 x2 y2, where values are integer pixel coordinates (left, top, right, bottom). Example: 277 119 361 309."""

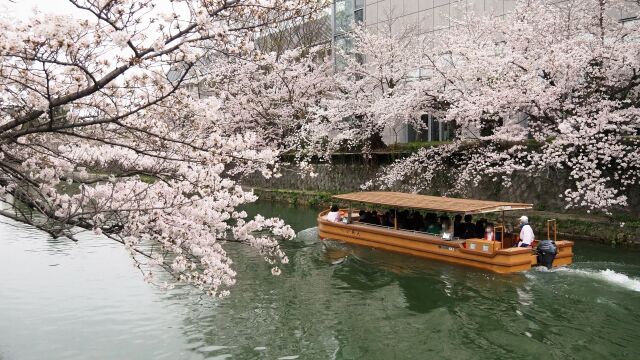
1 202 639 359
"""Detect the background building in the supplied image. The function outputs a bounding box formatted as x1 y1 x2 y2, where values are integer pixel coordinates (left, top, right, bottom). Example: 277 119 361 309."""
332 0 639 145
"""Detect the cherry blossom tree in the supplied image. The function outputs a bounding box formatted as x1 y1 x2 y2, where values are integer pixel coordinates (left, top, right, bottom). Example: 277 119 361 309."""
0 0 328 296
362 0 640 213
313 17 436 153
195 45 333 157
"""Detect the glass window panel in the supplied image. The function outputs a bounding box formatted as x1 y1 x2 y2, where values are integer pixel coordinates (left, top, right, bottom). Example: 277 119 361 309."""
417 115 430 141
335 0 354 33
354 9 364 23
442 121 451 141
408 124 417 142
355 0 365 9
430 117 441 141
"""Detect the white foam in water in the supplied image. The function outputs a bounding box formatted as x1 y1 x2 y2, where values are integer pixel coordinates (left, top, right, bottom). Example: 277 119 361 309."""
564 268 640 292
295 227 320 244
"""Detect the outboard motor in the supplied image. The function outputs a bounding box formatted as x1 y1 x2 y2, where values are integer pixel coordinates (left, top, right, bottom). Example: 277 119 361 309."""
536 239 557 269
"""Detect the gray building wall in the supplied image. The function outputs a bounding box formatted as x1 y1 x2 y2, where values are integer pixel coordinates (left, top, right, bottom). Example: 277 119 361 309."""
364 0 517 33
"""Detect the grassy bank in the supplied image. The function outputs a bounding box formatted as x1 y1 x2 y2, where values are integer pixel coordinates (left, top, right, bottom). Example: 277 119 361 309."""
251 187 640 248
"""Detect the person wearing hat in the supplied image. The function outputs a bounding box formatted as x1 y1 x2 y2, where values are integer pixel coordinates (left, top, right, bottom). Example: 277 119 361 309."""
516 215 535 247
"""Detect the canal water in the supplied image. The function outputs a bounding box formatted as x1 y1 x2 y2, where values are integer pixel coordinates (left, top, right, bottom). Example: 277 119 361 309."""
1 202 639 359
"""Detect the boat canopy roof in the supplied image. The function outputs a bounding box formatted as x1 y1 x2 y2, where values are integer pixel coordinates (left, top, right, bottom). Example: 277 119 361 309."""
333 192 533 214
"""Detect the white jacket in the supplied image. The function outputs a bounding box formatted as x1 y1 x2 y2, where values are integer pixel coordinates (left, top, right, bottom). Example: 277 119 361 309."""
518 224 535 246
326 211 341 223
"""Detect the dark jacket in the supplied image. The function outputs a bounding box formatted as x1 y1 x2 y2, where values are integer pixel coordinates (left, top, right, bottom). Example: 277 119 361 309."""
536 239 557 254
462 222 476 239
453 222 464 238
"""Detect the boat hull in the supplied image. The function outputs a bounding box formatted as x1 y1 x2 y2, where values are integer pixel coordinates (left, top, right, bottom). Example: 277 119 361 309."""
318 213 573 274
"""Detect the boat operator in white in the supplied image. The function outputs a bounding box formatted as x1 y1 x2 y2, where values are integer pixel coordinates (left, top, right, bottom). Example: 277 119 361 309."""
517 215 535 247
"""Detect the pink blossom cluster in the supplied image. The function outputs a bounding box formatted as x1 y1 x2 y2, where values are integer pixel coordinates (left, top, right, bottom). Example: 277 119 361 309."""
0 0 327 295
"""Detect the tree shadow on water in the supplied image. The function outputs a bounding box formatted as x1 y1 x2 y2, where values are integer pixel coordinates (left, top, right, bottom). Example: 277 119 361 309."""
331 256 396 291
395 275 452 314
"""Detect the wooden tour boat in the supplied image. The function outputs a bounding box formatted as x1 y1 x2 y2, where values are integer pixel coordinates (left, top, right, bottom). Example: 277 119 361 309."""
318 192 573 273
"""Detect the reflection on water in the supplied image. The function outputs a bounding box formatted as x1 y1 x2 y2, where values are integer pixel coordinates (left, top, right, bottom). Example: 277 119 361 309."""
1 202 640 359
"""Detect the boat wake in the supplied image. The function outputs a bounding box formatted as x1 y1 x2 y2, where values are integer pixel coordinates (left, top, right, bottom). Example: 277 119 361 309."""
554 267 640 292
295 227 320 244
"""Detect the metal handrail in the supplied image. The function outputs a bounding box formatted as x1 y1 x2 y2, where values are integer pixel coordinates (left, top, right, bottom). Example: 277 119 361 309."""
547 219 557 242
494 225 504 252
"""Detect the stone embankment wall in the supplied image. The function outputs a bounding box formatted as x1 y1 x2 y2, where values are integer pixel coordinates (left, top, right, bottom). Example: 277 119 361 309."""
243 161 640 215
245 163 378 193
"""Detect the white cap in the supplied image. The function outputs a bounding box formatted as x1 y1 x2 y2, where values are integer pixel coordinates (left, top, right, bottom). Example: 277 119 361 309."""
519 215 528 224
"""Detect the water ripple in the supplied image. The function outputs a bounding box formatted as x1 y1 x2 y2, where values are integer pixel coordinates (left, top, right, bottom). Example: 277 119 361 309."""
3 206 640 360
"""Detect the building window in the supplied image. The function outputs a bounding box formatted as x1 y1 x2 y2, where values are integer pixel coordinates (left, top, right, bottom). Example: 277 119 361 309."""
333 0 366 69
408 115 430 142
354 8 364 23
334 0 354 35
354 0 364 24
334 34 354 70
408 114 452 142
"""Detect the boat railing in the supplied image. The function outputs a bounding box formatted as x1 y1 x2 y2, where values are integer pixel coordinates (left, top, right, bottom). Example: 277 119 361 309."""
353 220 464 242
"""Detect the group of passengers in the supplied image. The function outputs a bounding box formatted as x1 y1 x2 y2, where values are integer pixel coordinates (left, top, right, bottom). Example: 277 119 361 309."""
356 208 498 240
357 209 394 227
326 205 536 246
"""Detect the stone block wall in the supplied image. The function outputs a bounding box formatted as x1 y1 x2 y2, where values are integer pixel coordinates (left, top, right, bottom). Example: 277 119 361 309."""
243 163 380 193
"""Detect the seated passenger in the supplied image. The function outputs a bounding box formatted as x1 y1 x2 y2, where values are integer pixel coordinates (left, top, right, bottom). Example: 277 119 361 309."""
407 211 416 230
398 210 410 229
486 222 502 241
426 222 441 235
475 218 487 238
462 214 475 239
453 214 464 238
364 211 373 224
413 211 425 231
484 224 494 241
383 211 394 227
358 209 366 223
370 210 381 225
441 217 453 240
424 213 437 231
326 204 342 223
